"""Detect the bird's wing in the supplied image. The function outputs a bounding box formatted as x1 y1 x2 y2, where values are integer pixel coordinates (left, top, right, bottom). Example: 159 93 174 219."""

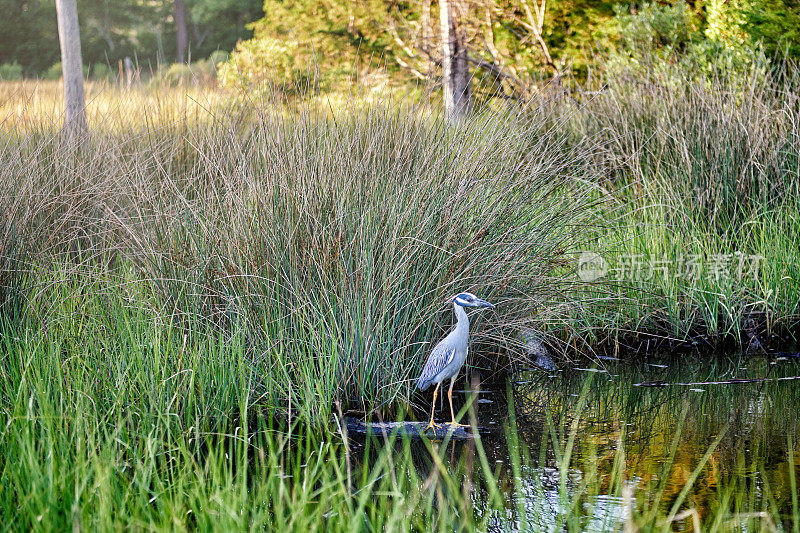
416 340 456 390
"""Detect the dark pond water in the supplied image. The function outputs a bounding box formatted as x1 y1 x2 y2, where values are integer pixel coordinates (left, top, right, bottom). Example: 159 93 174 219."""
350 353 800 531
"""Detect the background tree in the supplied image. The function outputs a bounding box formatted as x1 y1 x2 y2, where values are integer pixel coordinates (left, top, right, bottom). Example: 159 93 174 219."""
0 0 262 77
218 0 394 93
741 0 800 58
189 0 263 52
55 0 87 137
0 0 59 74
175 0 188 62
4 0 800 83
440 0 471 123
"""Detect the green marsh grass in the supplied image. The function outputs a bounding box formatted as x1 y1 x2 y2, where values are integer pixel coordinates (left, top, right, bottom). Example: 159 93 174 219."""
3 316 798 531
548 59 800 350
2 60 800 528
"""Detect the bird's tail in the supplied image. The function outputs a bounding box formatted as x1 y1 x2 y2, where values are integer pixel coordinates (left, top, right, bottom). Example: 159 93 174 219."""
416 376 430 391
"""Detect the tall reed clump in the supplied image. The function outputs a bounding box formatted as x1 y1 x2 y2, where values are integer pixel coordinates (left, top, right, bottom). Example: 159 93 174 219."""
125 98 602 412
0 88 601 413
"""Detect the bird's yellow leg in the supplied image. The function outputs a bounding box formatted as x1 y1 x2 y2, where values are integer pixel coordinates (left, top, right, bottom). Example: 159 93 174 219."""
448 379 469 427
424 383 442 431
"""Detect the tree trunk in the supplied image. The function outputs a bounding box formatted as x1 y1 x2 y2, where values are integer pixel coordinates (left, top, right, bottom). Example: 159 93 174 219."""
422 0 431 42
55 0 87 139
124 57 134 88
174 0 188 63
439 0 471 124
421 0 433 74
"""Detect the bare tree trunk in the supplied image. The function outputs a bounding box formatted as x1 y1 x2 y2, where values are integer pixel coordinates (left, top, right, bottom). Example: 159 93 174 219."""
124 57 134 88
174 0 188 63
422 0 432 45
419 0 433 76
440 0 471 124
55 0 87 139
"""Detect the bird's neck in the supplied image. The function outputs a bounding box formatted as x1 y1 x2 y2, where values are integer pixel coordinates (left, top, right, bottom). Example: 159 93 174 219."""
453 302 469 331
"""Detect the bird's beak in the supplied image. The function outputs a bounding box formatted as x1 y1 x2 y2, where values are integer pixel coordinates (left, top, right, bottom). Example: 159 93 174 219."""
477 298 495 309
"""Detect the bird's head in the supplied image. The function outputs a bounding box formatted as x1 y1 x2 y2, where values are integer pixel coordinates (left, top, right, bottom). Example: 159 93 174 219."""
453 292 495 309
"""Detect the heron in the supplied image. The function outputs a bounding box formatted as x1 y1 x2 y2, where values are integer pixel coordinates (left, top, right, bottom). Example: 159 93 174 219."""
416 292 495 430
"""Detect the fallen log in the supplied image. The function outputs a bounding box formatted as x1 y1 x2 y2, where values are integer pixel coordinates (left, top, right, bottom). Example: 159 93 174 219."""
337 416 485 440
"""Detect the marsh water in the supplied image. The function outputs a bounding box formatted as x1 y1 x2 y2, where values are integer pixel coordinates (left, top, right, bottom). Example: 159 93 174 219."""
349 353 800 530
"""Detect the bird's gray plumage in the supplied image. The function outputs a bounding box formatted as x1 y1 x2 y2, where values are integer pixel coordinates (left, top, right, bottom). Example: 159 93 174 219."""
416 292 494 391
416 336 460 391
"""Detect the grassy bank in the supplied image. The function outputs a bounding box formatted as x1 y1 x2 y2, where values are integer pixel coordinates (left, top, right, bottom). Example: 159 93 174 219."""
556 62 800 351
4 37 800 532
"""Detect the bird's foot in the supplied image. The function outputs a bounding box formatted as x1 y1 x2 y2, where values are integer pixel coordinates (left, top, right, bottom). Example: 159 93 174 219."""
449 421 470 428
424 421 443 431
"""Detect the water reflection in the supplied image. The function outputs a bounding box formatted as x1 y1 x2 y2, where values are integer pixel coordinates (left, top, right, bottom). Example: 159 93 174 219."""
509 354 800 530
351 353 800 531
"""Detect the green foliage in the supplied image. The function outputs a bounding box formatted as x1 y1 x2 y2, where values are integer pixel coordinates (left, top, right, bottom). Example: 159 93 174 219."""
702 0 750 44
221 0 396 92
0 61 23 80
162 63 194 86
606 1 768 85
542 0 618 73
156 52 229 87
41 61 93 80
220 0 800 92
218 35 299 91
0 0 59 74
74 0 261 67
607 2 699 80
3 0 800 82
43 62 61 80
0 0 260 78
188 0 263 56
741 0 800 58
91 61 113 80
207 49 228 66
616 2 696 53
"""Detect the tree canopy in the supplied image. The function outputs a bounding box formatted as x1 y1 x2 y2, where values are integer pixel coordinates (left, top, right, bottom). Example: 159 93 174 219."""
0 0 261 76
2 0 799 81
